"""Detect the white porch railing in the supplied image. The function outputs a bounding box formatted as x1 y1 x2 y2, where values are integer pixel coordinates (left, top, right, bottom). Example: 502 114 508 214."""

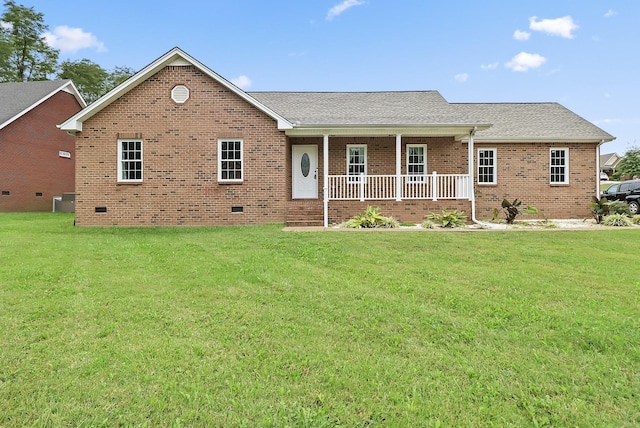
328 172 470 201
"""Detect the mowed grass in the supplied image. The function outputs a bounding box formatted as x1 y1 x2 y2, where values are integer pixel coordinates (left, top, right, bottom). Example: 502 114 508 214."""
1 214 638 427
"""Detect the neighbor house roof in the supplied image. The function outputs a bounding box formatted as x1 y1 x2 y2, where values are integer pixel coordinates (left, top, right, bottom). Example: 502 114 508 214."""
0 80 85 130
600 152 621 169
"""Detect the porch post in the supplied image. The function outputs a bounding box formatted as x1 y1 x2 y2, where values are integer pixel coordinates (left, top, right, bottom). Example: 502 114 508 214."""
395 134 402 201
323 134 329 228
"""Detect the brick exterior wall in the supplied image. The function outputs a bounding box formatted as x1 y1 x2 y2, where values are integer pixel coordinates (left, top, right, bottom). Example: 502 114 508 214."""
474 142 599 220
0 91 80 212
74 65 288 226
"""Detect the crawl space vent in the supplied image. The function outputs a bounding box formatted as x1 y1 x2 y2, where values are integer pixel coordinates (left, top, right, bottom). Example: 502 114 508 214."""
171 85 189 103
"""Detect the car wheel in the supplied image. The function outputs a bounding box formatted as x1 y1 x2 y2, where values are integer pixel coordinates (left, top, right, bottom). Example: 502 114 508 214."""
629 200 640 215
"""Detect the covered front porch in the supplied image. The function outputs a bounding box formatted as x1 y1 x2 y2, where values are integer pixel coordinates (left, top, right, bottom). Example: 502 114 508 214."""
287 126 487 227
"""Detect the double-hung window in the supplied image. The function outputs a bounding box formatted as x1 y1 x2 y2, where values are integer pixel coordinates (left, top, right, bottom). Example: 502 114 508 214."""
477 148 496 184
550 148 569 184
118 139 143 182
407 144 427 182
218 139 243 182
347 145 367 182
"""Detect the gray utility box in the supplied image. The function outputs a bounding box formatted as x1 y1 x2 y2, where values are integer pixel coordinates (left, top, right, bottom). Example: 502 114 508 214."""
53 192 75 213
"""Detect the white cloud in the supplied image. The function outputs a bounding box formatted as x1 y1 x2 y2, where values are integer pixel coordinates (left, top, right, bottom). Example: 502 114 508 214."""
598 118 622 125
481 62 499 70
514 30 531 41
529 16 579 39
327 0 365 20
454 73 469 83
231 75 252 89
43 25 105 53
505 52 547 72
604 9 617 18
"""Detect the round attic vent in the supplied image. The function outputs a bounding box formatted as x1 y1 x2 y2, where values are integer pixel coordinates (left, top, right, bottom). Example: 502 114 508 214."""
171 85 189 103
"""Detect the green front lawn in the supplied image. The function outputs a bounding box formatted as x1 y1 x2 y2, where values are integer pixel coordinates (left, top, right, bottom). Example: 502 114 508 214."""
1 214 638 426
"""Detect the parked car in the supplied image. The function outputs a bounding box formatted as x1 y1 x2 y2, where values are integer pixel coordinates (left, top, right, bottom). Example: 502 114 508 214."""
600 179 640 214
600 171 609 180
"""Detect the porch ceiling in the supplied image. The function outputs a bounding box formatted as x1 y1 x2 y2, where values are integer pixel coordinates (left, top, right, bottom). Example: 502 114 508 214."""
285 124 491 139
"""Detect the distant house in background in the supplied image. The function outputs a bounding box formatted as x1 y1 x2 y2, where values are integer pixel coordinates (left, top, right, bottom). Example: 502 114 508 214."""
0 80 85 212
60 47 614 227
600 152 621 179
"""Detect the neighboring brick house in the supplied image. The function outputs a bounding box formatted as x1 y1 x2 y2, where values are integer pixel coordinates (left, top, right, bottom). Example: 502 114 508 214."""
0 80 85 212
59 47 614 226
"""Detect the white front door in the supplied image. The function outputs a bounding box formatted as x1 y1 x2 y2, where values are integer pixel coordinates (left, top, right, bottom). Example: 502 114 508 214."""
292 145 318 199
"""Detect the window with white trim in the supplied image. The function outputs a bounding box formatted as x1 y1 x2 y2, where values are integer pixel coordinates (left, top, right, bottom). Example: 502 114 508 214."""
347 145 367 182
407 144 427 182
218 139 243 182
118 139 143 182
477 148 496 184
550 148 569 184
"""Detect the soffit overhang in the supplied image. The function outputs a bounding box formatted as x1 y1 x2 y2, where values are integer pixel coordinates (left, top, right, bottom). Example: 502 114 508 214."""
285 124 491 138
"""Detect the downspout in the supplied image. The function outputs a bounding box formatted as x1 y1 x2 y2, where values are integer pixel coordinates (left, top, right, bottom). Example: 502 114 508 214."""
596 140 604 197
468 127 479 224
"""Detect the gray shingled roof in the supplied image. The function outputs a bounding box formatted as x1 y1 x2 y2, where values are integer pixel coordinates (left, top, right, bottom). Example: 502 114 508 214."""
452 103 614 142
0 80 72 127
249 91 472 126
249 91 613 141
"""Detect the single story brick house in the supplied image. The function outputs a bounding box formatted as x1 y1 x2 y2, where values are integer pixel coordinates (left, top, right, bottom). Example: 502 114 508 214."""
1 80 85 212
59 47 614 227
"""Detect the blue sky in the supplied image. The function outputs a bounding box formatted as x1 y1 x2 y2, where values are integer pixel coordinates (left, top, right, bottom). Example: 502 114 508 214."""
14 0 640 155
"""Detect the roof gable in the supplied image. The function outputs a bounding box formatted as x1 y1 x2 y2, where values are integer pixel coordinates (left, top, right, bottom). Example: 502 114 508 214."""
600 153 621 167
59 47 293 132
0 80 85 130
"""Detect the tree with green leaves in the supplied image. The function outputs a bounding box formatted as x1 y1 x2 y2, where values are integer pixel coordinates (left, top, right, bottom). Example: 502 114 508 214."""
105 65 136 90
59 59 109 103
0 1 59 82
58 60 135 103
618 147 640 179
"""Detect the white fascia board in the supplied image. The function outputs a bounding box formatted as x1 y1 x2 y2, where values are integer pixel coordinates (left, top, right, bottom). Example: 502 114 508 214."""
60 47 293 132
465 137 616 143
60 80 87 108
